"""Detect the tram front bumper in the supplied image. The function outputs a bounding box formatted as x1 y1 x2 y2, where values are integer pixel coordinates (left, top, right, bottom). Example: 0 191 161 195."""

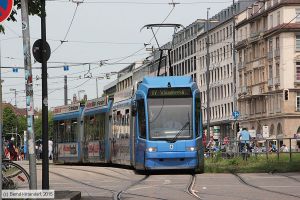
145 151 198 169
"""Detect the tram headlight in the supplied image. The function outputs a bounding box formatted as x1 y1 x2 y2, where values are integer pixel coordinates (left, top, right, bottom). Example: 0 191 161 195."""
146 147 157 152
186 146 197 152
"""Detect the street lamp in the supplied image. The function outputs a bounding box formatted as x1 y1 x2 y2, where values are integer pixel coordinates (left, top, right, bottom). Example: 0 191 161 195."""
95 77 104 98
9 88 17 107
197 8 219 143
78 90 85 101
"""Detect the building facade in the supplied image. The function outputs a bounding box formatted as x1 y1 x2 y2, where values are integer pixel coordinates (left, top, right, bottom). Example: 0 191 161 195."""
236 0 300 148
194 1 255 139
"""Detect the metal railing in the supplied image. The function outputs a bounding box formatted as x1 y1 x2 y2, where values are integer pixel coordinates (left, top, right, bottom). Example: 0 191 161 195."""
273 76 280 85
204 137 300 162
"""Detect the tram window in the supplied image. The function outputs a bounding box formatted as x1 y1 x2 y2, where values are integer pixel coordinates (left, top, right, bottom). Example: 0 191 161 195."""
70 120 78 142
195 93 201 138
137 99 146 139
125 109 130 125
58 121 64 143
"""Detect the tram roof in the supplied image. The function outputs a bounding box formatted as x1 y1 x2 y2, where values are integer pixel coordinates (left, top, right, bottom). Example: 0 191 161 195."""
53 110 82 121
84 100 112 116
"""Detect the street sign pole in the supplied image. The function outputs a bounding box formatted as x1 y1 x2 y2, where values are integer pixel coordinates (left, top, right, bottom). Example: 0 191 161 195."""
41 0 49 189
0 0 14 193
0 36 3 197
21 0 37 189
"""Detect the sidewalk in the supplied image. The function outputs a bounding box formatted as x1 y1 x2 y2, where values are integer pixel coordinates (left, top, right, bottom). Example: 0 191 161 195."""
14 159 53 165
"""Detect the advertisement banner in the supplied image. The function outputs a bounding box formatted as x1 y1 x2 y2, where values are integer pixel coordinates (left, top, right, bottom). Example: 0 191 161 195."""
263 126 269 138
88 141 105 159
58 143 78 158
88 141 100 157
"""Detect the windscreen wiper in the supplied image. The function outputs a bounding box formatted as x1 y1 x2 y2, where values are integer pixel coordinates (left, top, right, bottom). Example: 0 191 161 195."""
170 121 190 143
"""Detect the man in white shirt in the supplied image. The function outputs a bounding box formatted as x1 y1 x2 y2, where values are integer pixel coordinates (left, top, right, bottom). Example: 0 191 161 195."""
48 138 53 160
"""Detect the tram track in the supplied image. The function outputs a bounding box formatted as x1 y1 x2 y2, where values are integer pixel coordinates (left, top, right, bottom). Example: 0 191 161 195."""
274 173 300 183
50 170 115 193
114 174 152 200
233 173 300 199
52 165 130 181
186 174 202 200
51 170 165 200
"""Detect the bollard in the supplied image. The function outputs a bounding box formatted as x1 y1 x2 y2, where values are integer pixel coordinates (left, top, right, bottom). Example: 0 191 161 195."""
289 138 292 162
277 139 279 161
266 140 269 161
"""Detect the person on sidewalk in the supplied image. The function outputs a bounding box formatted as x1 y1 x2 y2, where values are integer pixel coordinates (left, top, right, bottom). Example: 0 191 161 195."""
48 138 53 160
239 128 251 160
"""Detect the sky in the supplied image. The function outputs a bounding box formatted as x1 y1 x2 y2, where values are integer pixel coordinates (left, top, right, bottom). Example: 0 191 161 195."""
0 0 233 109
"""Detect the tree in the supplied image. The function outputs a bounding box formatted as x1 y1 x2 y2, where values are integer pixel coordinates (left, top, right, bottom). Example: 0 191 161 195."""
34 112 54 140
0 0 42 33
3 107 17 135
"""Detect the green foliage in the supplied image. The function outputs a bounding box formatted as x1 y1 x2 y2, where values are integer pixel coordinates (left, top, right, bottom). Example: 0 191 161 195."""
204 153 300 173
3 107 17 135
17 115 27 134
0 0 42 33
34 112 54 140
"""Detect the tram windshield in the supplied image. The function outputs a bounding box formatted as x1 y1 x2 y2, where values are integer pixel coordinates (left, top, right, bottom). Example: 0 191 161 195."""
148 98 192 141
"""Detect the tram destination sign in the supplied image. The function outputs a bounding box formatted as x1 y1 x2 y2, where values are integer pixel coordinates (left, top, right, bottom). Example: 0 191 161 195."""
148 88 192 98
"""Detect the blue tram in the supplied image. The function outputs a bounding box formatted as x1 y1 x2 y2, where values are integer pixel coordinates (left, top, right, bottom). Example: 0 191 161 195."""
53 76 204 171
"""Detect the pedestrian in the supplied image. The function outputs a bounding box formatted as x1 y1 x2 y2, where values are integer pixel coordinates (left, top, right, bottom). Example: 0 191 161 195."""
39 143 43 160
239 127 251 160
48 138 53 160
7 138 17 161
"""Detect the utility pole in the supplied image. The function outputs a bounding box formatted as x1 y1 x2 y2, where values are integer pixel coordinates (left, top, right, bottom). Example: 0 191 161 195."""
96 78 99 98
0 38 3 195
21 0 37 189
64 75 68 105
232 0 238 141
41 0 49 189
206 8 211 143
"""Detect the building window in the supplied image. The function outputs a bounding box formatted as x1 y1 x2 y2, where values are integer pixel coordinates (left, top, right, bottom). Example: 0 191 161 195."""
269 14 273 28
269 65 273 79
296 62 300 81
297 92 300 112
276 37 279 49
277 11 280 26
296 9 300 23
269 39 273 52
296 35 300 51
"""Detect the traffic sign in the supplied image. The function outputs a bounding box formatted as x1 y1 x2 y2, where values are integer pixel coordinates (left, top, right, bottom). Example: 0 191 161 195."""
0 0 14 23
32 39 51 63
232 111 240 119
63 65 69 71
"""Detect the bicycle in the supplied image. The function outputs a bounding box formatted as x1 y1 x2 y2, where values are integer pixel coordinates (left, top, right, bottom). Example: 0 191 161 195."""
2 159 30 189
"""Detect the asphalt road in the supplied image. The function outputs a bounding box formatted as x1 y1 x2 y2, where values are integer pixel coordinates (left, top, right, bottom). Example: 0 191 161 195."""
18 162 300 200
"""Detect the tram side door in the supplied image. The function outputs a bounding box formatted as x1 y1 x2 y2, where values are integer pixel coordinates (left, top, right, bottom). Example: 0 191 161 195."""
134 97 147 169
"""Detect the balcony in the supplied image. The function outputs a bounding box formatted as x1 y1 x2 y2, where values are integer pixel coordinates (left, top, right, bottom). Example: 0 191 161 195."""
238 62 245 69
250 32 260 42
239 86 247 94
275 49 280 57
273 76 280 85
267 51 273 60
268 78 273 86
